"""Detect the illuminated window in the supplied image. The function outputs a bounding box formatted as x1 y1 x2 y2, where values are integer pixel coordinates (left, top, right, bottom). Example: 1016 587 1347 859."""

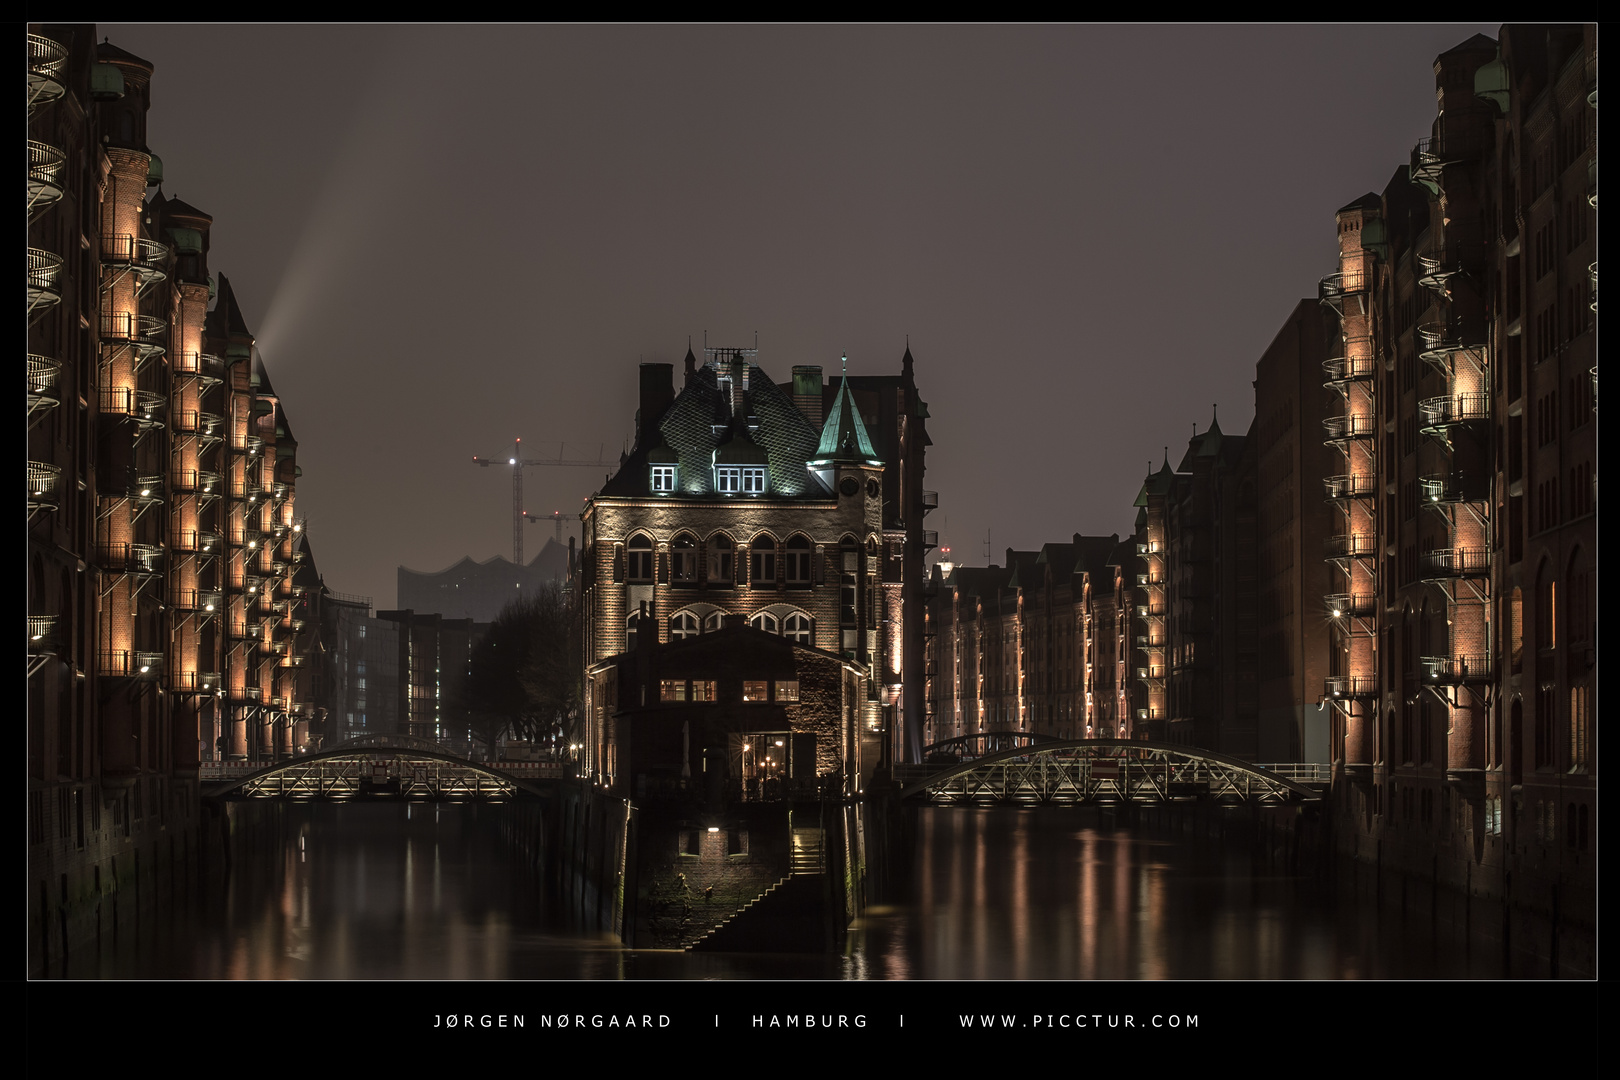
669 611 699 640
743 680 768 702
716 466 741 493
660 679 687 702
775 680 800 702
742 466 767 493
750 611 779 634
651 465 677 492
691 680 717 702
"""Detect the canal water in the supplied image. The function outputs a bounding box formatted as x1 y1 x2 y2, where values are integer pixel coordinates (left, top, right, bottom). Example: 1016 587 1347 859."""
53 801 1517 980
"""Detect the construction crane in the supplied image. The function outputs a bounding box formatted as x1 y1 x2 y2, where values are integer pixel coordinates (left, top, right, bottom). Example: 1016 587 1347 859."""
471 439 608 565
545 510 581 544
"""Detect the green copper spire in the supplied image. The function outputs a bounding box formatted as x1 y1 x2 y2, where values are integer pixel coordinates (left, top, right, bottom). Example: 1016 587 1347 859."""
811 371 880 465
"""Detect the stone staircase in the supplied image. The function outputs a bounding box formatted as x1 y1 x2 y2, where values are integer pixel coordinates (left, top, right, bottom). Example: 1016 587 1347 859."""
687 827 826 953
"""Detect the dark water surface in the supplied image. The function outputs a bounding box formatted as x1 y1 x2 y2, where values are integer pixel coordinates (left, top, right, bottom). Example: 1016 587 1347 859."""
56 802 1508 980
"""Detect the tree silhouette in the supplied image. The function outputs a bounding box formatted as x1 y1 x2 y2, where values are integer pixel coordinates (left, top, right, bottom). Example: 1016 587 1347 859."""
465 582 580 757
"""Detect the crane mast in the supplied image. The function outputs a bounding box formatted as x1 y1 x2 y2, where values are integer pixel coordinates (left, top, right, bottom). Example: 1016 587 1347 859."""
471 438 608 565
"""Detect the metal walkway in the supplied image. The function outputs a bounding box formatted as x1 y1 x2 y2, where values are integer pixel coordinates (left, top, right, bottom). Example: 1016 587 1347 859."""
896 739 1327 805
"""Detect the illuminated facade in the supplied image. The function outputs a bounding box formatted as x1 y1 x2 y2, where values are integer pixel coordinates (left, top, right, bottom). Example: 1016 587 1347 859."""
1128 420 1259 756
1320 26 1595 940
921 535 1130 749
28 26 311 970
579 346 931 793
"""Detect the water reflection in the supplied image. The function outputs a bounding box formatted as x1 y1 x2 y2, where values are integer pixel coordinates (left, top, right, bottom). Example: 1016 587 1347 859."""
59 802 1499 979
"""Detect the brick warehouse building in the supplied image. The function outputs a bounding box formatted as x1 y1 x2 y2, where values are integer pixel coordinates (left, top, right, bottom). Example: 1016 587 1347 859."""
579 344 932 795
921 534 1131 749
1314 26 1595 948
28 26 314 970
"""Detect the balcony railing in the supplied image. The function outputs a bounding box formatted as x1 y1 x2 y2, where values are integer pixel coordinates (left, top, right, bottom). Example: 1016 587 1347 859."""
1324 675 1378 699
1410 131 1483 191
921 490 939 513
1416 242 1481 292
27 247 64 316
1323 414 1376 441
28 354 62 422
27 139 66 219
1323 353 1378 383
29 461 62 509
29 615 58 652
1420 655 1491 685
1323 473 1377 500
1419 547 1490 579
1325 593 1377 619
1324 534 1377 560
99 311 168 348
99 542 164 574
101 651 163 679
1419 393 1490 431
1318 269 1370 308
172 588 223 613
171 671 222 693
28 34 69 112
1418 473 1481 505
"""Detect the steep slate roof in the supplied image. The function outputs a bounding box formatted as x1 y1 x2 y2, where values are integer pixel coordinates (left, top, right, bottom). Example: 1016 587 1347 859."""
602 360 830 499
1337 191 1383 214
944 564 1013 600
1074 533 1119 584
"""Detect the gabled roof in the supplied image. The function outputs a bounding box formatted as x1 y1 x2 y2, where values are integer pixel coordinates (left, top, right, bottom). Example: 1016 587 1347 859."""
1440 32 1497 57
812 374 880 465
215 273 255 339
1337 192 1383 215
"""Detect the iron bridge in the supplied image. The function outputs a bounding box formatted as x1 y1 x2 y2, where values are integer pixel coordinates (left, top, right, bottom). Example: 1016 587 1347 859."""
201 736 558 801
898 739 1324 806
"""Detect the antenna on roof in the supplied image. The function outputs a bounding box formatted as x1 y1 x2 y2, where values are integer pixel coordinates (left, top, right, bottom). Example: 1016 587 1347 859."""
841 353 847 375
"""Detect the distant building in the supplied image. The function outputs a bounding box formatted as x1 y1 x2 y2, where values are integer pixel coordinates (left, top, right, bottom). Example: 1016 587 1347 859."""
1129 415 1259 757
921 534 1128 749
397 539 570 622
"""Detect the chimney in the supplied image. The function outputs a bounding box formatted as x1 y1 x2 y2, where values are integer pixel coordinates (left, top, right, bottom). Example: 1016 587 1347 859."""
638 363 674 444
730 353 748 421
792 365 823 425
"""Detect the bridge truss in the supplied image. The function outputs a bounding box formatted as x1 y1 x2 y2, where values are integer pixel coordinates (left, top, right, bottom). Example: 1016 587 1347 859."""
899 739 1323 806
202 740 555 801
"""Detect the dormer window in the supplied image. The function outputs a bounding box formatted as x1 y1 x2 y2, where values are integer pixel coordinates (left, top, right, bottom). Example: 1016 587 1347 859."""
651 465 677 492
716 466 741 493
742 466 767 494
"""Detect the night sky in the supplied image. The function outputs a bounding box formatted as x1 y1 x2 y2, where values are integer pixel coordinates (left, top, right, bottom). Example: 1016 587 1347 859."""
102 23 1498 607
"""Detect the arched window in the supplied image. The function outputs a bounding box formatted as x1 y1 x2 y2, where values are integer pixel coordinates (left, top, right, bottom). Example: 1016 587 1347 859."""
784 612 813 645
626 610 647 649
671 533 698 585
702 610 726 633
669 611 699 641
627 534 654 583
749 535 776 588
708 534 734 587
749 611 779 634
785 535 812 586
